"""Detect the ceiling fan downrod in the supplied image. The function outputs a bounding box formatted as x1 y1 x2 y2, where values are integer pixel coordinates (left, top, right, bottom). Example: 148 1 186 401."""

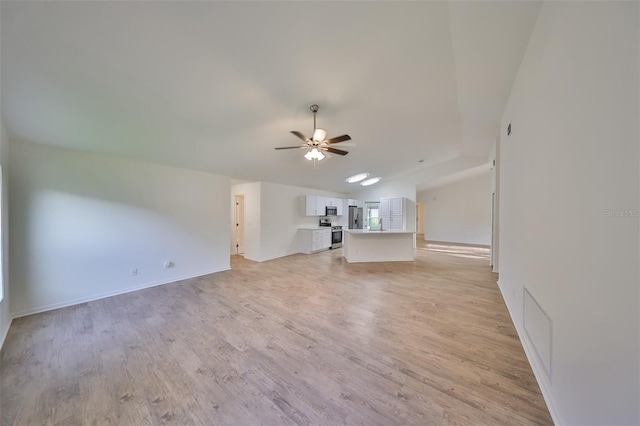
310 104 319 132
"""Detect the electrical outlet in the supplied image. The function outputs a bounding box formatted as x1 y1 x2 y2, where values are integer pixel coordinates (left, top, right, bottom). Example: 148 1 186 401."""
131 268 138 276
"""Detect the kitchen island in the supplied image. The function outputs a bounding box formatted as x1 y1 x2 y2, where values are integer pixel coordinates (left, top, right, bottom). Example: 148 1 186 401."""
342 229 415 263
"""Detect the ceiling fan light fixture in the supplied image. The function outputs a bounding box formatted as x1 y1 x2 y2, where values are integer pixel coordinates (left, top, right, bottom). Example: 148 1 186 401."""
305 148 325 161
346 173 369 183
275 104 351 163
312 128 327 143
361 177 381 186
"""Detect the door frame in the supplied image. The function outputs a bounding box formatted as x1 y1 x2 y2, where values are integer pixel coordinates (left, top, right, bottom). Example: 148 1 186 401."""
234 195 245 255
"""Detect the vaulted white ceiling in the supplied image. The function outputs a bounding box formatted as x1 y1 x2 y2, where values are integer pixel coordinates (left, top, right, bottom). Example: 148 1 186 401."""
1 1 540 193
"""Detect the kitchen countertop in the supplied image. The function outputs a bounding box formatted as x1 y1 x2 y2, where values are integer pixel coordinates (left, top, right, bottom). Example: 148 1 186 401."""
343 229 415 234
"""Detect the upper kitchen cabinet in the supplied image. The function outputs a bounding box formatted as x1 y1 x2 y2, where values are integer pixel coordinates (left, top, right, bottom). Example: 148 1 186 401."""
379 197 406 230
346 199 363 208
326 198 343 216
379 197 403 217
301 195 322 216
301 195 344 216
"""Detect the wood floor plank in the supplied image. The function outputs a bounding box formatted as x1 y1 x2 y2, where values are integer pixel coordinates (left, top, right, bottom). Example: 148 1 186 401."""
1 241 552 425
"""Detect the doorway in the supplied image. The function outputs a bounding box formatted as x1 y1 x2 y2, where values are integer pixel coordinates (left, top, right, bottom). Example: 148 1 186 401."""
491 192 495 268
234 195 245 255
416 202 425 236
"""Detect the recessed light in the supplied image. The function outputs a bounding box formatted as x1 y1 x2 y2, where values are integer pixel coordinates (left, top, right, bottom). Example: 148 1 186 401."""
346 173 369 183
361 177 381 186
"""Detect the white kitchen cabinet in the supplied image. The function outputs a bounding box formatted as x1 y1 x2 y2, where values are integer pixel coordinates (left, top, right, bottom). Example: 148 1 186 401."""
299 228 331 254
301 195 326 216
326 198 344 216
379 197 406 230
318 197 327 215
302 195 317 216
301 195 344 216
347 198 363 208
387 215 404 230
391 197 403 216
322 228 331 248
379 198 390 216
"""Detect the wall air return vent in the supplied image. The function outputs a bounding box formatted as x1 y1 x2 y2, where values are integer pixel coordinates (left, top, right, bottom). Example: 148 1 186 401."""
523 288 552 379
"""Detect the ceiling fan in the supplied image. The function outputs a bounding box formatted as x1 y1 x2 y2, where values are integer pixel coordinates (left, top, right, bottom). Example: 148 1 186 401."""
275 104 351 163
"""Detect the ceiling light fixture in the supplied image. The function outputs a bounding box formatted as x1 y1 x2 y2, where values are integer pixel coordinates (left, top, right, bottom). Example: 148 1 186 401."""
274 105 352 166
361 177 381 186
346 173 369 184
312 128 327 143
304 148 325 162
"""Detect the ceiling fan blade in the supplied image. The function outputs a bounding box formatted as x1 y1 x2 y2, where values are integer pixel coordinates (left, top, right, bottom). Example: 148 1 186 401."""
274 146 306 150
323 147 349 156
291 131 310 142
325 134 351 144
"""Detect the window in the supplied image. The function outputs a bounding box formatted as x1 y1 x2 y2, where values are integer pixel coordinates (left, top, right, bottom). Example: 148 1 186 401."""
366 202 380 230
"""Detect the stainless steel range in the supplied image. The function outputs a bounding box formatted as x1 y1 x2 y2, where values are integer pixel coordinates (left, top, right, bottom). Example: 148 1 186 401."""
319 218 342 249
330 225 342 249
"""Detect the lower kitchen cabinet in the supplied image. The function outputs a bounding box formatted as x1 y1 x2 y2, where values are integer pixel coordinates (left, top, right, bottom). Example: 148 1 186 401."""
298 228 332 254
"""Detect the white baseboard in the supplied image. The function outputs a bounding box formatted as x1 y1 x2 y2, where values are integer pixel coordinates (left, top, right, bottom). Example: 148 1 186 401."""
248 251 299 263
497 279 562 426
425 239 491 248
11 267 229 319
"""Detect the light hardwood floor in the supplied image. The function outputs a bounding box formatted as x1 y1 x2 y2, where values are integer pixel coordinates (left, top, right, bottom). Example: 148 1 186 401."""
1 241 552 425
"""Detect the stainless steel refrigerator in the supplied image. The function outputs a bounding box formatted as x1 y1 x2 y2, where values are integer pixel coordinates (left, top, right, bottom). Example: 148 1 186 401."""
348 206 363 229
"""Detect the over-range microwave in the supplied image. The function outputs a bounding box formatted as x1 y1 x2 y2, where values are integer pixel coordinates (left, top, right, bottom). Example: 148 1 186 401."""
326 206 337 216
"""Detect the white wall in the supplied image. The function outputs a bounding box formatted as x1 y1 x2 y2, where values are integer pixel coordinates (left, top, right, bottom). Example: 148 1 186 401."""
10 141 231 317
0 123 11 347
417 171 492 245
499 2 639 425
231 181 345 262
